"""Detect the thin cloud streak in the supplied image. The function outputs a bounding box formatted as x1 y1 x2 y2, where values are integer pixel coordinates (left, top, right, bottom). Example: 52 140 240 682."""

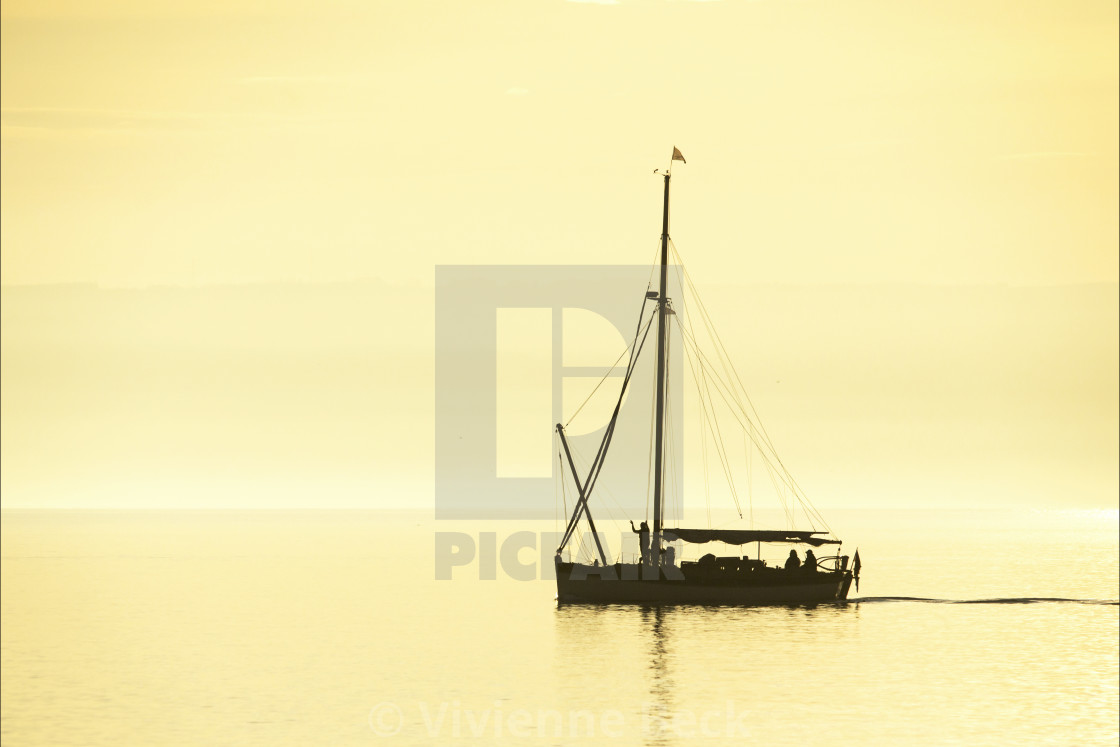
994 151 1103 161
0 107 357 137
565 0 727 3
238 75 357 85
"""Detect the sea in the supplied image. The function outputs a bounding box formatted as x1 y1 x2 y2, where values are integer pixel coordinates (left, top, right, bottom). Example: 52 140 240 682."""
2 508 1117 746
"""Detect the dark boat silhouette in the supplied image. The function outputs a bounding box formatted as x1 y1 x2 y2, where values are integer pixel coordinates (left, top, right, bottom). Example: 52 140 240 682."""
554 148 859 605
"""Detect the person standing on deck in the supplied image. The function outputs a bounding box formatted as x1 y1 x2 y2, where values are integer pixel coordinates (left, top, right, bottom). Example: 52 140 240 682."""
630 520 651 566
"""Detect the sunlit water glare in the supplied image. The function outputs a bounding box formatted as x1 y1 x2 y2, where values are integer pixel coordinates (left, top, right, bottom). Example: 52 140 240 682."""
2 509 1116 745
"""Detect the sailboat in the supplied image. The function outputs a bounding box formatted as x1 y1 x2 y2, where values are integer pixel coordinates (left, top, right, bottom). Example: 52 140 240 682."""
553 148 859 605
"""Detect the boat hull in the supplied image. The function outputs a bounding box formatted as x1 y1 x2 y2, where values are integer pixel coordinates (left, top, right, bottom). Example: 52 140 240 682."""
555 562 853 606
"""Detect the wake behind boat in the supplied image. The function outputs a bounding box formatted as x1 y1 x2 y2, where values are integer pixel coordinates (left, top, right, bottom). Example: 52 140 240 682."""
554 148 860 605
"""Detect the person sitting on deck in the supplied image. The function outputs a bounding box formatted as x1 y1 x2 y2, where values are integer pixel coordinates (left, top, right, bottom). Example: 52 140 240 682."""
784 549 800 571
803 549 818 573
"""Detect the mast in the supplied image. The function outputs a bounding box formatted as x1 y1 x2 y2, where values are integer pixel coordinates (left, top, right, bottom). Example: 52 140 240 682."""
651 171 670 568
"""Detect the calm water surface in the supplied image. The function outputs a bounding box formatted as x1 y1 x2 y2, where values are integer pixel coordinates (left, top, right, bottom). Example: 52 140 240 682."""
2 509 1117 745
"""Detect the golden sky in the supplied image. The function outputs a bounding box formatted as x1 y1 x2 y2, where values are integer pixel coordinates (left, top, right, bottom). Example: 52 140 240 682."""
2 0 1116 287
1 0 1117 509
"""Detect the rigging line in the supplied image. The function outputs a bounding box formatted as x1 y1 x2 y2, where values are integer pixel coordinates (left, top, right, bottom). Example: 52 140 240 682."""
558 311 657 549
564 456 582 559
664 304 673 525
759 448 795 527
562 459 569 523
677 324 743 519
623 296 657 381
564 341 631 429
577 450 631 526
672 323 832 531
566 445 629 526
664 325 681 529
555 442 562 535
674 255 829 530
680 347 815 528
700 372 711 529
672 260 710 528
668 382 681 530
645 359 657 522
684 329 733 513
745 430 753 529
763 450 796 530
671 260 710 528
681 331 768 450
624 311 656 378
662 353 672 525
561 309 654 513
668 343 687 533
560 442 578 542
565 301 652 429
669 242 834 536
675 316 743 513
798 481 823 532
575 312 656 498
675 326 812 520
561 450 608 563
673 248 783 457
670 263 744 519
674 326 767 455
646 243 661 293
800 497 816 533
667 245 766 456
573 524 586 563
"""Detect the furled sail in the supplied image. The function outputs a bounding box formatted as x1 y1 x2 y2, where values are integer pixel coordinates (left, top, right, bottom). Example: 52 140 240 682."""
663 529 841 547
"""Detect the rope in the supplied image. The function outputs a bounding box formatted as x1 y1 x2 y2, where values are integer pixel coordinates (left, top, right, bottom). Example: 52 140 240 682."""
669 241 834 536
565 302 651 429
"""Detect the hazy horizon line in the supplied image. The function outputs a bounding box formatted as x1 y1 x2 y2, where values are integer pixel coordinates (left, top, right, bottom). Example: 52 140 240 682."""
3 279 1117 291
3 506 1116 514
